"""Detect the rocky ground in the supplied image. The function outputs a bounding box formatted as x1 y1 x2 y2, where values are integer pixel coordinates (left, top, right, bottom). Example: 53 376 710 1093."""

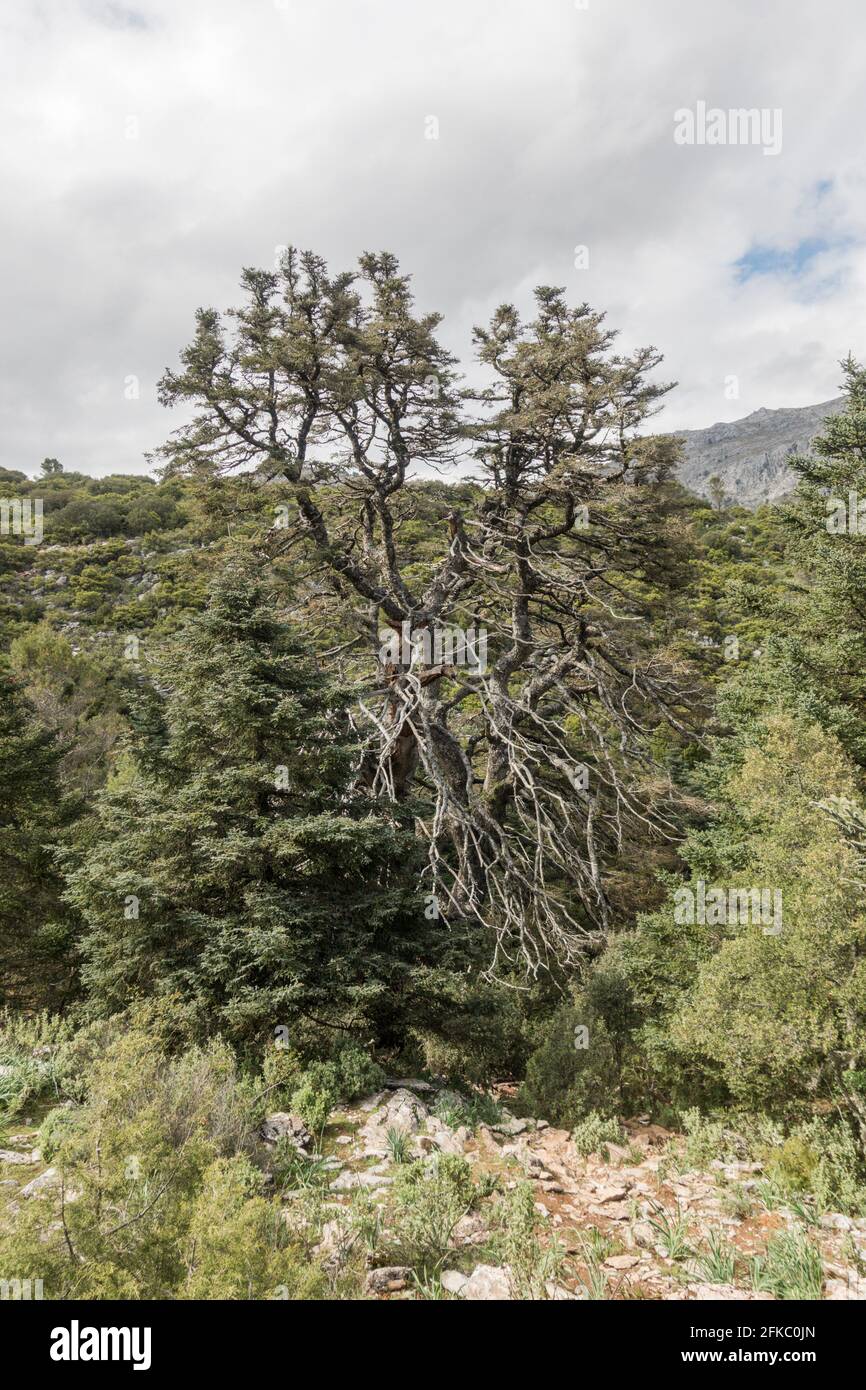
4 1081 866 1300
265 1082 866 1301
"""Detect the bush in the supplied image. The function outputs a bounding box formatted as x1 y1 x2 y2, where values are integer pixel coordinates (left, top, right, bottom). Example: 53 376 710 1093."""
0 1008 75 1115
408 971 531 1084
750 1230 824 1300
0 1014 332 1300
261 1044 305 1108
390 1154 476 1267
38 1105 81 1162
518 992 628 1130
572 1111 624 1159
762 1119 866 1215
182 1156 325 1300
290 1062 340 1137
499 1182 565 1299
332 1044 385 1101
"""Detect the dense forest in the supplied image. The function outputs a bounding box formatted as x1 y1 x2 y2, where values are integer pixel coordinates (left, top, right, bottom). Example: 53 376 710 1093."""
2 252 865 1302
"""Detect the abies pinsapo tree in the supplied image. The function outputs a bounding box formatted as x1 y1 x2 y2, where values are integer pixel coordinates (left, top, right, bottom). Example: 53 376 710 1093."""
157 250 696 974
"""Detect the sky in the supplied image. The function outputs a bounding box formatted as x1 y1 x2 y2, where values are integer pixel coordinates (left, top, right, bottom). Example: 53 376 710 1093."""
1 0 864 477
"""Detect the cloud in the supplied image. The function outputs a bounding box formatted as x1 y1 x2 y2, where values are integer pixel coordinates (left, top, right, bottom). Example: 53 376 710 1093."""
1 0 865 474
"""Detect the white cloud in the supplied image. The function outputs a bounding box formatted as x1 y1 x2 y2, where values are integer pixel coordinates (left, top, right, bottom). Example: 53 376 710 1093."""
1 0 864 473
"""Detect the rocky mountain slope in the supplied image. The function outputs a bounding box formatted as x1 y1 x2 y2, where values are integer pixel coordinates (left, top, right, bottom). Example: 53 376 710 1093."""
674 398 844 507
3 1070 865 1300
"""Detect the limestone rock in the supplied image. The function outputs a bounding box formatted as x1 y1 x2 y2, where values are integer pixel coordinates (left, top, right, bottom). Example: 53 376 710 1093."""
260 1113 312 1152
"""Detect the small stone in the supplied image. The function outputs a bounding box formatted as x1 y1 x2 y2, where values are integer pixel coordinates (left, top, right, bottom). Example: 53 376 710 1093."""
820 1213 854 1232
366 1266 412 1294
628 1221 656 1249
604 1255 640 1271
593 1183 629 1204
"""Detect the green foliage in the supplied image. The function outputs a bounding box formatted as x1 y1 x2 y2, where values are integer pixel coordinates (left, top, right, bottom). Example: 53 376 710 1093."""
694 1229 737 1285
289 1062 340 1137
432 1089 503 1132
408 971 531 1085
66 561 449 1048
0 1009 78 1115
260 1044 305 1107
38 1104 81 1162
386 1127 411 1164
331 1044 385 1102
646 1202 692 1261
390 1154 476 1267
518 970 640 1128
499 1181 565 1299
183 1156 323 1300
0 1011 327 1300
750 1230 824 1301
0 672 81 1011
571 1111 625 1159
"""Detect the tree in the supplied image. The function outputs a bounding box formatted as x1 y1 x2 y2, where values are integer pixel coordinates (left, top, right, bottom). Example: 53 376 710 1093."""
0 669 78 1009
157 249 697 973
67 561 447 1046
39 457 63 476
617 714 866 1135
706 473 727 511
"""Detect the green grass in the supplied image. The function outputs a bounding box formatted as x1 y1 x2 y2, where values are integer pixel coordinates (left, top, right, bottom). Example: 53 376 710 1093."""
647 1202 693 1261
749 1230 824 1300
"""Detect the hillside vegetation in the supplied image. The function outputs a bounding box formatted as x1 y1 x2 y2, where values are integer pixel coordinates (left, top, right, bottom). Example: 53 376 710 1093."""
1 253 865 1300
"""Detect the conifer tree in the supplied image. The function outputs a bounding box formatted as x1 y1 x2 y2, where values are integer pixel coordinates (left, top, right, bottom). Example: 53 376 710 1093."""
67 562 443 1047
0 669 77 1008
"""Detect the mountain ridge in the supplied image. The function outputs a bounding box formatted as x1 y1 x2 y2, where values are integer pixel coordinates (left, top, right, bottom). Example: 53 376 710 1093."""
672 396 845 506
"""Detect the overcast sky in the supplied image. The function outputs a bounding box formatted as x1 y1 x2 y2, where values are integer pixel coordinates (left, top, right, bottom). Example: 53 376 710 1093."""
1 0 864 476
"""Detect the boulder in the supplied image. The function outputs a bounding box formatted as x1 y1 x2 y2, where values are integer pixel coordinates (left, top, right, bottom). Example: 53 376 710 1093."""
820 1212 854 1232
383 1078 438 1094
20 1168 61 1199
423 1118 470 1156
260 1113 312 1152
461 1264 514 1300
357 1088 429 1156
329 1169 393 1192
489 1114 529 1137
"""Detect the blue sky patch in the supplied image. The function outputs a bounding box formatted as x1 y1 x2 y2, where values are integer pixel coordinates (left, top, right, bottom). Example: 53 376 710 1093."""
734 237 832 282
